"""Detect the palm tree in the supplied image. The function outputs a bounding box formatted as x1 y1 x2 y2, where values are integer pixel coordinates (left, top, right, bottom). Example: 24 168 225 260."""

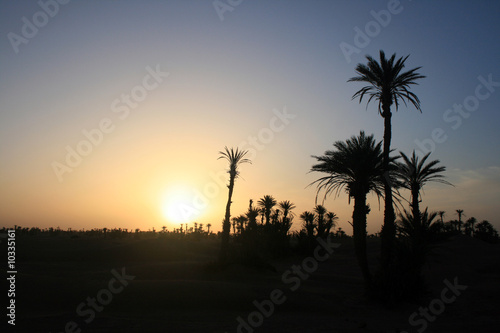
438 211 445 224
310 131 389 286
314 205 328 238
398 208 440 243
395 151 451 227
300 211 316 238
279 200 296 221
325 212 339 237
464 217 477 236
218 146 251 262
246 200 259 231
206 223 212 234
456 209 465 232
349 50 425 268
258 195 277 226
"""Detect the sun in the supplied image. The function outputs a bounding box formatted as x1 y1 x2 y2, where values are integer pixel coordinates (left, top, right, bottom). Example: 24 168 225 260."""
160 185 203 225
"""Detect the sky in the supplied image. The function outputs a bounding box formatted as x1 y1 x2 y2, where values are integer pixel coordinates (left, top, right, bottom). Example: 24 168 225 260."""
1 0 499 234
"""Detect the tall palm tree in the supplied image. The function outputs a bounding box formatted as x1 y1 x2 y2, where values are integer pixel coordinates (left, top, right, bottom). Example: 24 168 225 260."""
258 195 277 226
206 223 212 234
218 147 251 262
310 131 389 286
349 50 425 267
395 151 451 227
456 209 465 232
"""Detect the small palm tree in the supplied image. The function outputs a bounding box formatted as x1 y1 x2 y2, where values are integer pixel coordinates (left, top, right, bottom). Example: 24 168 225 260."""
314 205 328 238
310 131 391 286
395 151 452 226
246 200 260 231
218 146 251 262
300 211 316 238
438 211 445 224
456 209 465 232
258 195 277 226
349 50 425 268
464 217 477 236
279 200 296 221
206 223 212 234
325 212 339 237
398 208 440 242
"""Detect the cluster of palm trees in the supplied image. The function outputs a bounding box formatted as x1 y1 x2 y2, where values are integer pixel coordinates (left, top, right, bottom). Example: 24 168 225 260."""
309 51 458 294
228 196 296 235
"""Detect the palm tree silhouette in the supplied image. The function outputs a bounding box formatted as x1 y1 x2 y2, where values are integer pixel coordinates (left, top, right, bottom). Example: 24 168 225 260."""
314 205 328 238
464 217 477 236
206 223 212 234
246 200 260 231
438 211 445 224
218 146 251 262
398 208 440 242
300 211 316 238
325 211 339 237
311 131 390 286
395 151 451 226
456 209 465 232
279 200 296 221
349 50 425 268
258 195 277 226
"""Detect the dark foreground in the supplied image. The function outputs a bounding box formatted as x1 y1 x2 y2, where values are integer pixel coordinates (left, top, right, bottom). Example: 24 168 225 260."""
7 234 500 332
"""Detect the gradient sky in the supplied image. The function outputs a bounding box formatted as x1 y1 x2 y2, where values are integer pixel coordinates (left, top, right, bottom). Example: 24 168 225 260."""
1 0 499 234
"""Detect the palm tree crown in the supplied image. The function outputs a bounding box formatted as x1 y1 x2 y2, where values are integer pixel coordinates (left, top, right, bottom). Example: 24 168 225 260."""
218 146 251 181
258 195 277 225
310 131 388 201
348 50 425 115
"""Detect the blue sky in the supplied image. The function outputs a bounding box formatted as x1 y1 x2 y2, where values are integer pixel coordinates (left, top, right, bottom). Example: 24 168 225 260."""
1 0 499 233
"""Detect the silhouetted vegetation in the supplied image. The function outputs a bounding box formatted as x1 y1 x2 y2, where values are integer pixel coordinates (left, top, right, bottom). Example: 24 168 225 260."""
349 50 426 272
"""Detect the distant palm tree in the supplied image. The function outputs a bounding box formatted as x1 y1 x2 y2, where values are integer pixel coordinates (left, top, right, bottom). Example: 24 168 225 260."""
314 205 328 238
398 208 440 242
232 215 248 234
206 223 212 234
456 209 465 232
279 200 296 221
300 211 316 238
258 195 277 226
218 146 251 262
349 50 425 268
395 151 451 226
438 211 445 224
465 217 477 236
326 212 339 237
311 131 390 286
246 200 260 231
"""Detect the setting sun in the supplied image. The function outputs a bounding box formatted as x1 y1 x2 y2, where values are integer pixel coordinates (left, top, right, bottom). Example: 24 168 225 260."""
160 185 203 225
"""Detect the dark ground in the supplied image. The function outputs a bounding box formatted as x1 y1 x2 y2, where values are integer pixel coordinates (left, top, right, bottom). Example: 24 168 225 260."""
5 233 500 332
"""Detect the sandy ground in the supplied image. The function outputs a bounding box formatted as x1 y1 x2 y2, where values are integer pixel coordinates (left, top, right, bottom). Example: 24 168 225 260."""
9 234 500 332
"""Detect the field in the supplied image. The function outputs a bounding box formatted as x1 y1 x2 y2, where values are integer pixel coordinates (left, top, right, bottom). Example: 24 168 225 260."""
11 233 500 332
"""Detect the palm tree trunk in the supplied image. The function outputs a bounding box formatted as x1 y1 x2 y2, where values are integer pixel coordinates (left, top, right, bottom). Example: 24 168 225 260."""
220 176 235 262
411 186 421 227
381 108 396 269
353 192 371 287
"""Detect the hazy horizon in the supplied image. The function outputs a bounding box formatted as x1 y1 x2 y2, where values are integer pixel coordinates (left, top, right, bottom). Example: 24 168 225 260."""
1 0 500 235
